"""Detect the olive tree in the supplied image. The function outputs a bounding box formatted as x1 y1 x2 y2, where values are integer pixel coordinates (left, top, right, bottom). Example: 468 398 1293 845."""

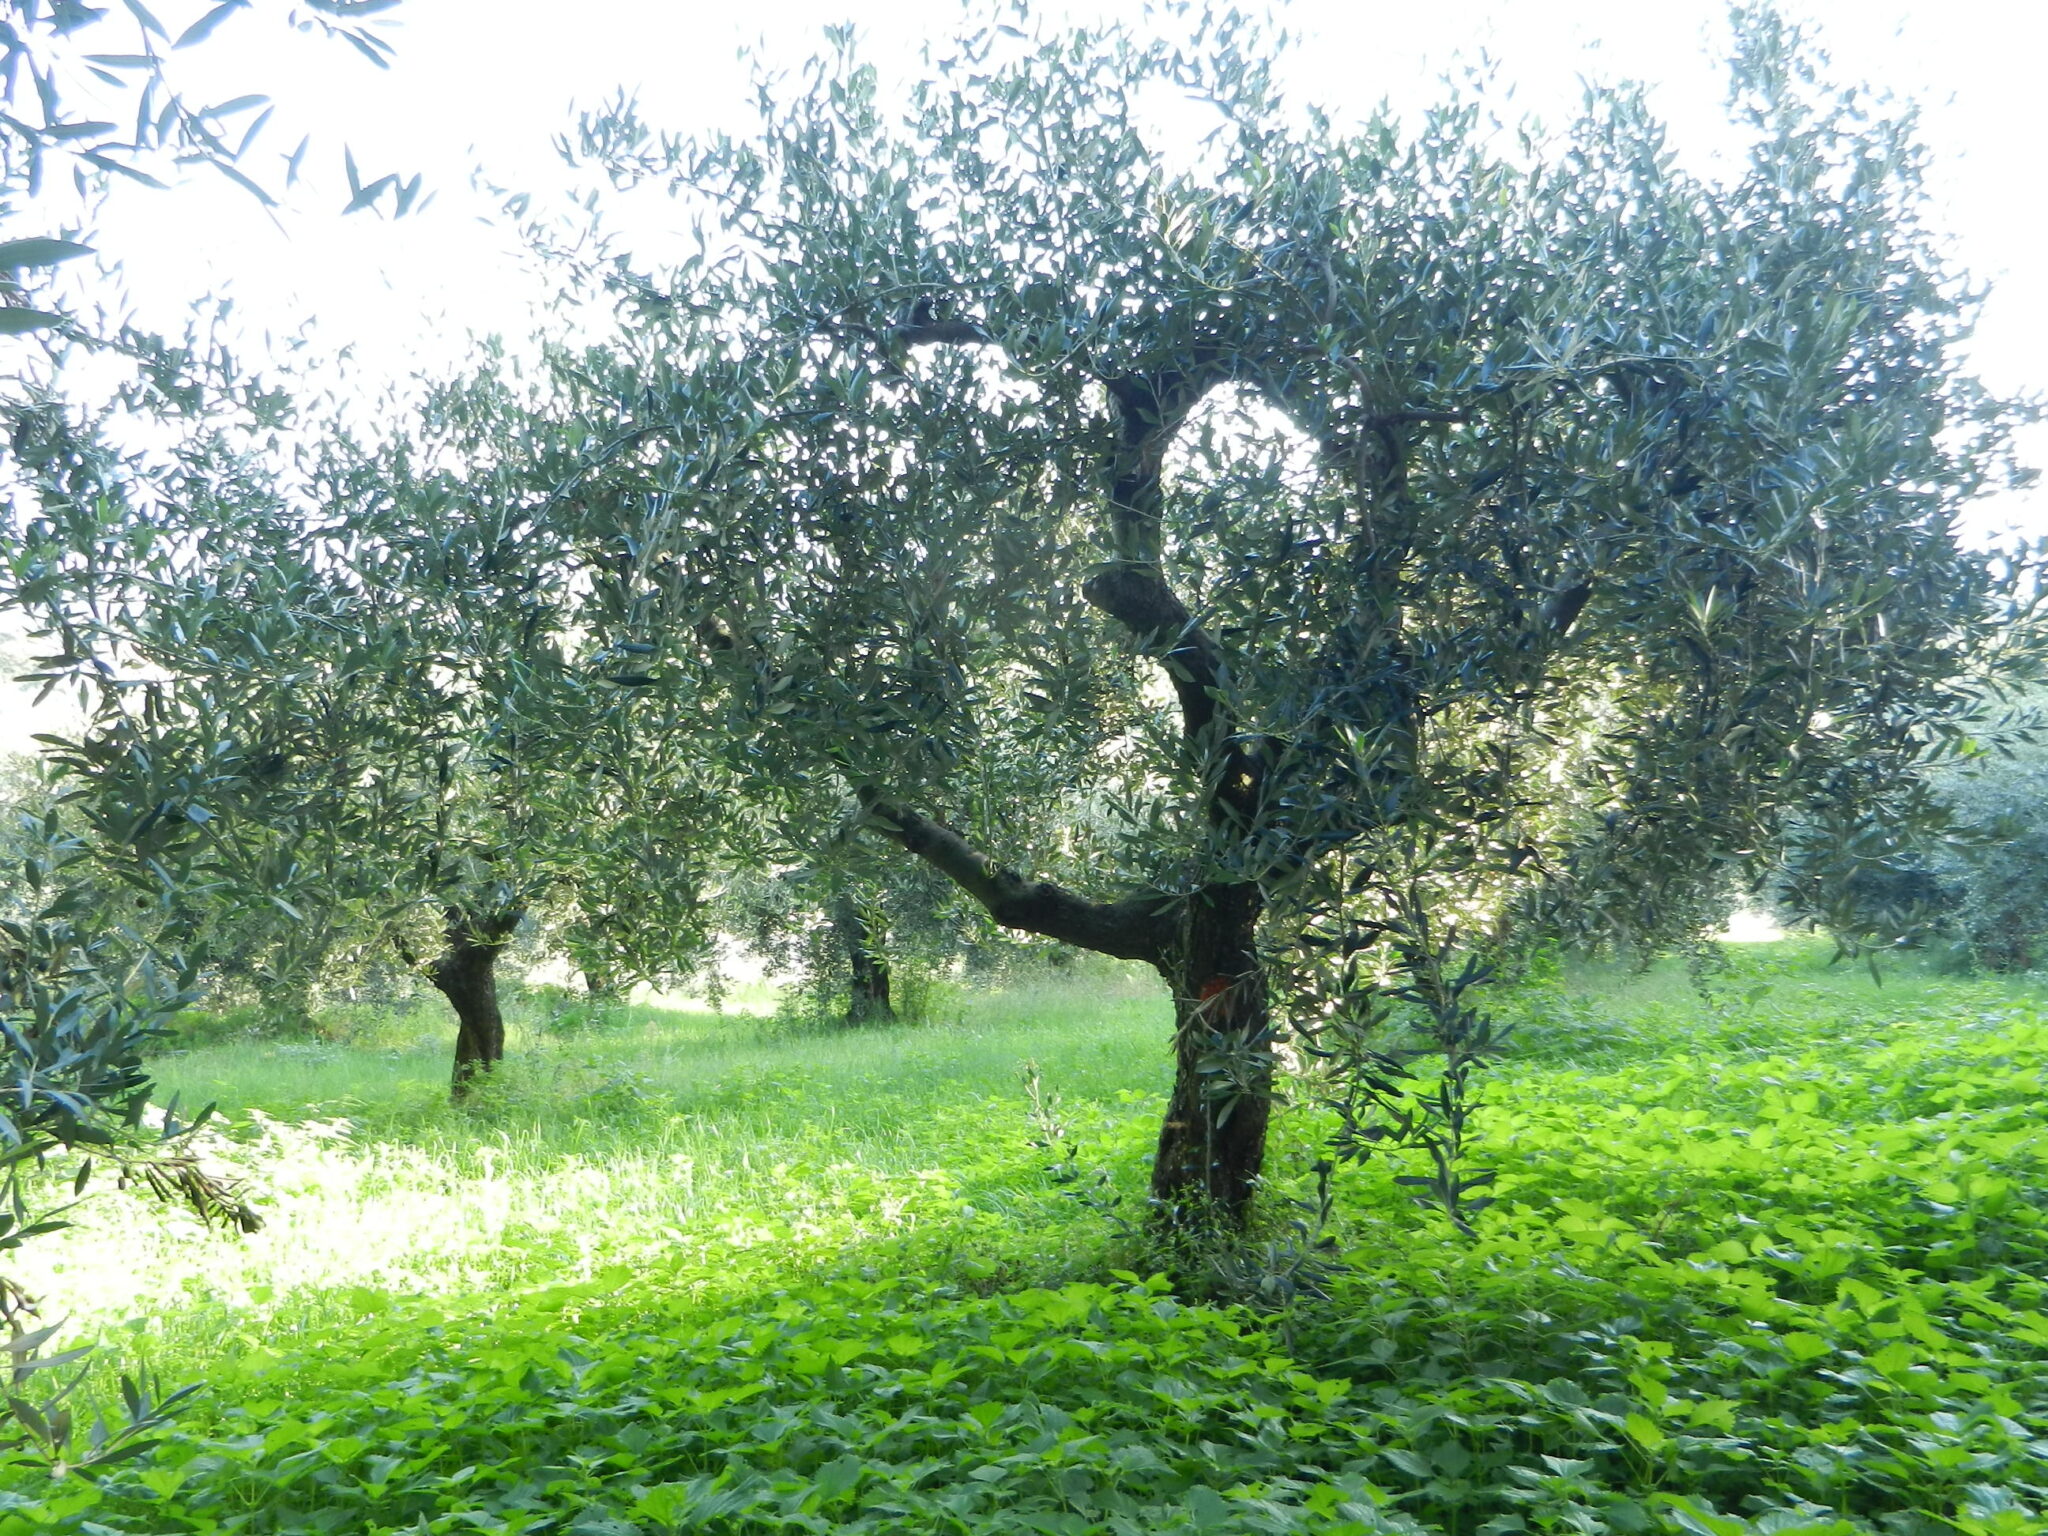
552 6 2038 1226
723 809 999 1027
8 357 729 1093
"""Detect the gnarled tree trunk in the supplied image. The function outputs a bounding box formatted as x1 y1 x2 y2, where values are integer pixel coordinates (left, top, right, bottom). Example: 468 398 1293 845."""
852 787 1279 1227
425 906 523 1098
832 894 894 1024
1151 882 1273 1221
851 362 1287 1230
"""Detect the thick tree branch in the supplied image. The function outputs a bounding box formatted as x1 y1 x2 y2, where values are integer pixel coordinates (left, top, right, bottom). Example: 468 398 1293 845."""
855 785 1176 963
1085 368 1242 742
1099 371 1210 557
813 310 991 371
886 319 991 349
447 904 523 949
1087 366 1268 833
1541 579 1594 637
1081 561 1229 739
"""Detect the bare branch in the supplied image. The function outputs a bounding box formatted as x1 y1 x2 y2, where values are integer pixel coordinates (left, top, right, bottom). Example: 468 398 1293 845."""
1081 560 1228 739
1087 366 1271 837
886 320 990 349
855 786 1175 963
1087 368 1243 742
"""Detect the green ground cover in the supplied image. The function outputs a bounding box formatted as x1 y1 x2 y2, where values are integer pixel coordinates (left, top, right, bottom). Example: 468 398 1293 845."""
5 942 2047 1535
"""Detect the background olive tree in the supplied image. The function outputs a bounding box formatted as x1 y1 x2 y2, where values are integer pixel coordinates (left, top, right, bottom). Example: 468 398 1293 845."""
7 353 732 1093
1777 706 2048 975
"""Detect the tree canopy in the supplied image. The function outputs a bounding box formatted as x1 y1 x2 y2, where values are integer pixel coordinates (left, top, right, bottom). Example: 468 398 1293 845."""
529 4 2041 1222
8 356 735 1088
4 3 2040 1232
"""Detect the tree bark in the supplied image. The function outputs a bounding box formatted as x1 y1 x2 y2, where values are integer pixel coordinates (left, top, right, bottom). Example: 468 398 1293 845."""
425 906 523 1098
832 894 894 1024
1151 882 1273 1223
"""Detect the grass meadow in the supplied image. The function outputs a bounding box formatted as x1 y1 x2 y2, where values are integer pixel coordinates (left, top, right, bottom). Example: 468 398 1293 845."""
19 967 1175 1358
7 940 2048 1535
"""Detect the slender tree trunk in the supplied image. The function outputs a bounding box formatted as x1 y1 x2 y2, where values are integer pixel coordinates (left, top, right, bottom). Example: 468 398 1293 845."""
832 894 894 1024
1150 881 1273 1225
425 906 522 1098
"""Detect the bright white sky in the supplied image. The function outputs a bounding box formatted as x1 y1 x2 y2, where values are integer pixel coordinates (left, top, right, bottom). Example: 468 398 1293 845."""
5 0 2046 755
92 1 2048 517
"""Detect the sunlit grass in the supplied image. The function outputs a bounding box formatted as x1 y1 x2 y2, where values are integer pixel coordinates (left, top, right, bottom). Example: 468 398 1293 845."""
16 939 2043 1404
17 964 1174 1377
11 939 2048 1533
1503 933 2034 1068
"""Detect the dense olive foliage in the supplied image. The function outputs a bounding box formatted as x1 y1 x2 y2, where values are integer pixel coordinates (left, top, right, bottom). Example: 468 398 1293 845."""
0 3 430 1469
523 6 2041 1222
1921 737 2048 971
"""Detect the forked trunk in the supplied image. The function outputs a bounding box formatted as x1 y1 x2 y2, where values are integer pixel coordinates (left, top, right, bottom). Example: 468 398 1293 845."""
833 894 894 1024
426 907 522 1097
1150 882 1273 1225
850 792 1276 1228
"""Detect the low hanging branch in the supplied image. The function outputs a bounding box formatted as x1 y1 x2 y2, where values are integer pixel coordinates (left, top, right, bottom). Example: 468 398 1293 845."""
855 786 1176 963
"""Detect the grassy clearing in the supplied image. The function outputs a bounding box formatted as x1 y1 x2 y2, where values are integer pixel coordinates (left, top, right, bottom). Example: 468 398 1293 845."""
7 941 2048 1535
16 965 1171 1356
